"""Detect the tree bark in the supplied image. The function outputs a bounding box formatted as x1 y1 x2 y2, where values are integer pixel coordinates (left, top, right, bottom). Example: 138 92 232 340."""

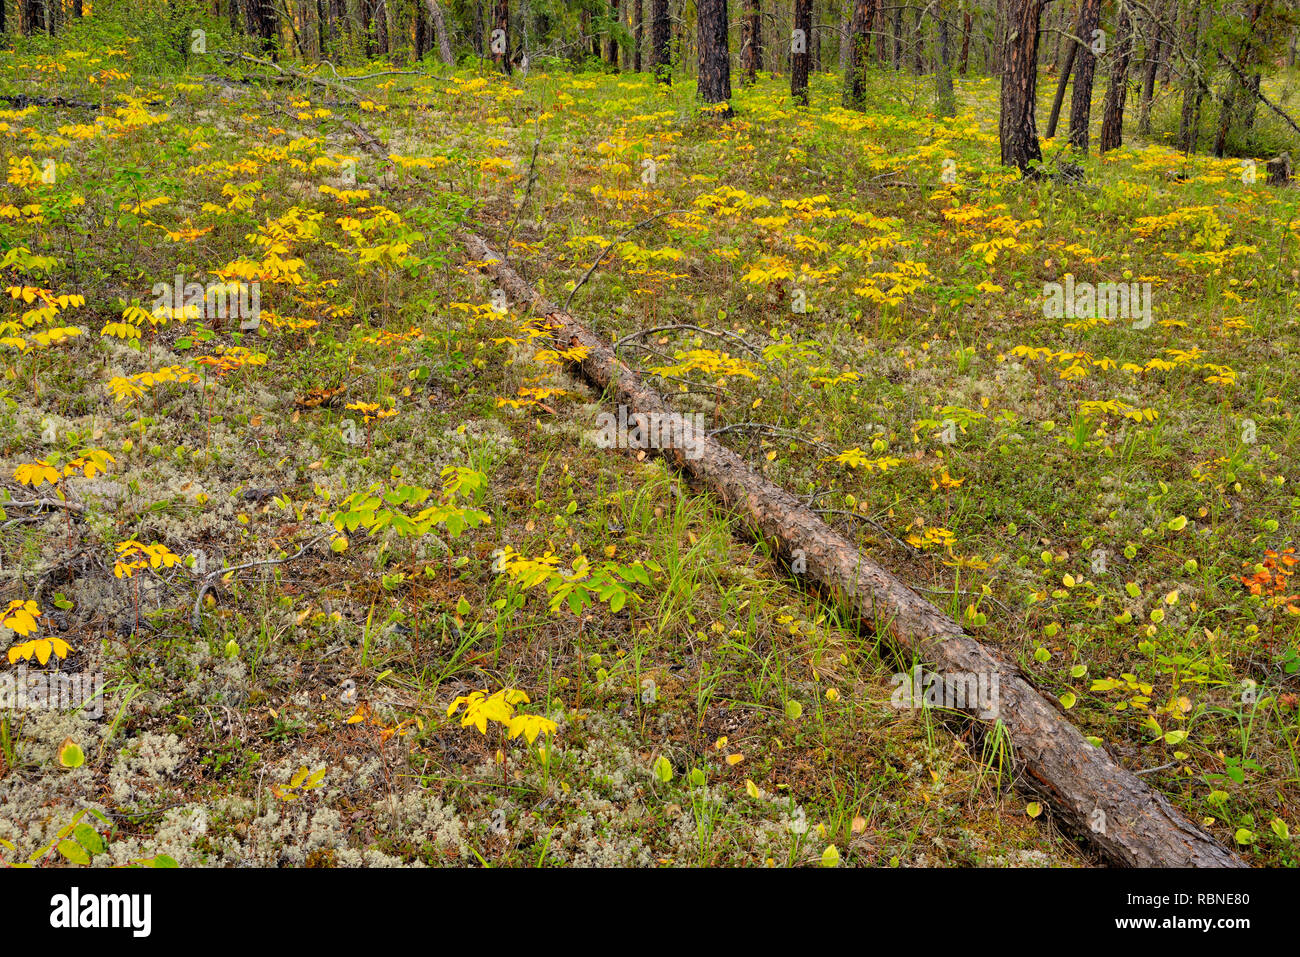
606 0 620 68
742 0 762 83
912 4 924 73
1045 37 1077 140
999 0 1047 172
1098 0 1134 154
697 0 733 109
1179 0 1206 153
935 2 955 117
492 0 511 74
1212 1 1266 158
460 228 1249 871
652 0 670 82
634 0 644 71
891 2 904 69
792 0 812 105
960 10 971 74
1068 0 1101 153
842 0 876 110
422 0 455 65
1137 0 1168 135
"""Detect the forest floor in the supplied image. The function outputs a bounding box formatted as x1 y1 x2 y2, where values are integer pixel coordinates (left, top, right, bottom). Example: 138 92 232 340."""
0 40 1298 867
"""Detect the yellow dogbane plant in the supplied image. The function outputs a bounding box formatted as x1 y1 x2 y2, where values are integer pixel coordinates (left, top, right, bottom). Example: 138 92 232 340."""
446 688 557 744
3 599 72 665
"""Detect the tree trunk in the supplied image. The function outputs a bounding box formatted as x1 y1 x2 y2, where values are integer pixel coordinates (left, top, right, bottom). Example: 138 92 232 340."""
245 0 279 55
1098 0 1133 153
461 227 1249 872
912 4 924 73
652 0 670 82
842 0 876 110
1179 0 1205 153
1067 0 1101 153
960 10 971 74
1045 38 1077 140
634 0 644 70
422 0 455 65
492 0 511 74
999 0 1046 173
742 0 762 83
891 2 904 69
698 0 733 109
935 4 955 117
792 0 812 105
1137 0 1167 135
1212 1 1266 158
606 0 620 68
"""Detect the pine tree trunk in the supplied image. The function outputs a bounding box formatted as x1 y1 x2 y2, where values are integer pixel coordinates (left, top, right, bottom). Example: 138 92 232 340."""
912 4 924 73
652 0 670 82
698 0 733 110
1067 0 1100 153
461 227 1248 873
422 0 455 64
999 0 1046 172
1137 0 1167 135
842 0 876 110
935 3 955 117
634 0 644 70
1178 0 1204 152
792 0 812 105
1212 0 1266 158
1098 0 1133 153
1045 39 1077 140
742 0 762 83
891 3 903 69
960 11 971 74
606 0 620 67
492 0 511 74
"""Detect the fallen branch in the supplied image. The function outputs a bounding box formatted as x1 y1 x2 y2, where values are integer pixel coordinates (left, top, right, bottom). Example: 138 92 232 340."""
462 231 1245 869
0 94 100 110
220 52 362 101
337 115 1247 867
1216 51 1300 139
190 537 325 631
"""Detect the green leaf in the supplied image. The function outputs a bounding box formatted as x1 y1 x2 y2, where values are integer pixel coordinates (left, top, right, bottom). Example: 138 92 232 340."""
651 755 673 784
821 844 840 867
1059 692 1077 710
58 740 85 769
57 839 91 866
73 823 104 855
785 699 803 720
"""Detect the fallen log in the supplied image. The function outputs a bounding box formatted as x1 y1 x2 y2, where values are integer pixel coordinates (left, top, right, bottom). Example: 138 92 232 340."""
461 232 1246 869
341 117 1245 867
0 94 100 110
